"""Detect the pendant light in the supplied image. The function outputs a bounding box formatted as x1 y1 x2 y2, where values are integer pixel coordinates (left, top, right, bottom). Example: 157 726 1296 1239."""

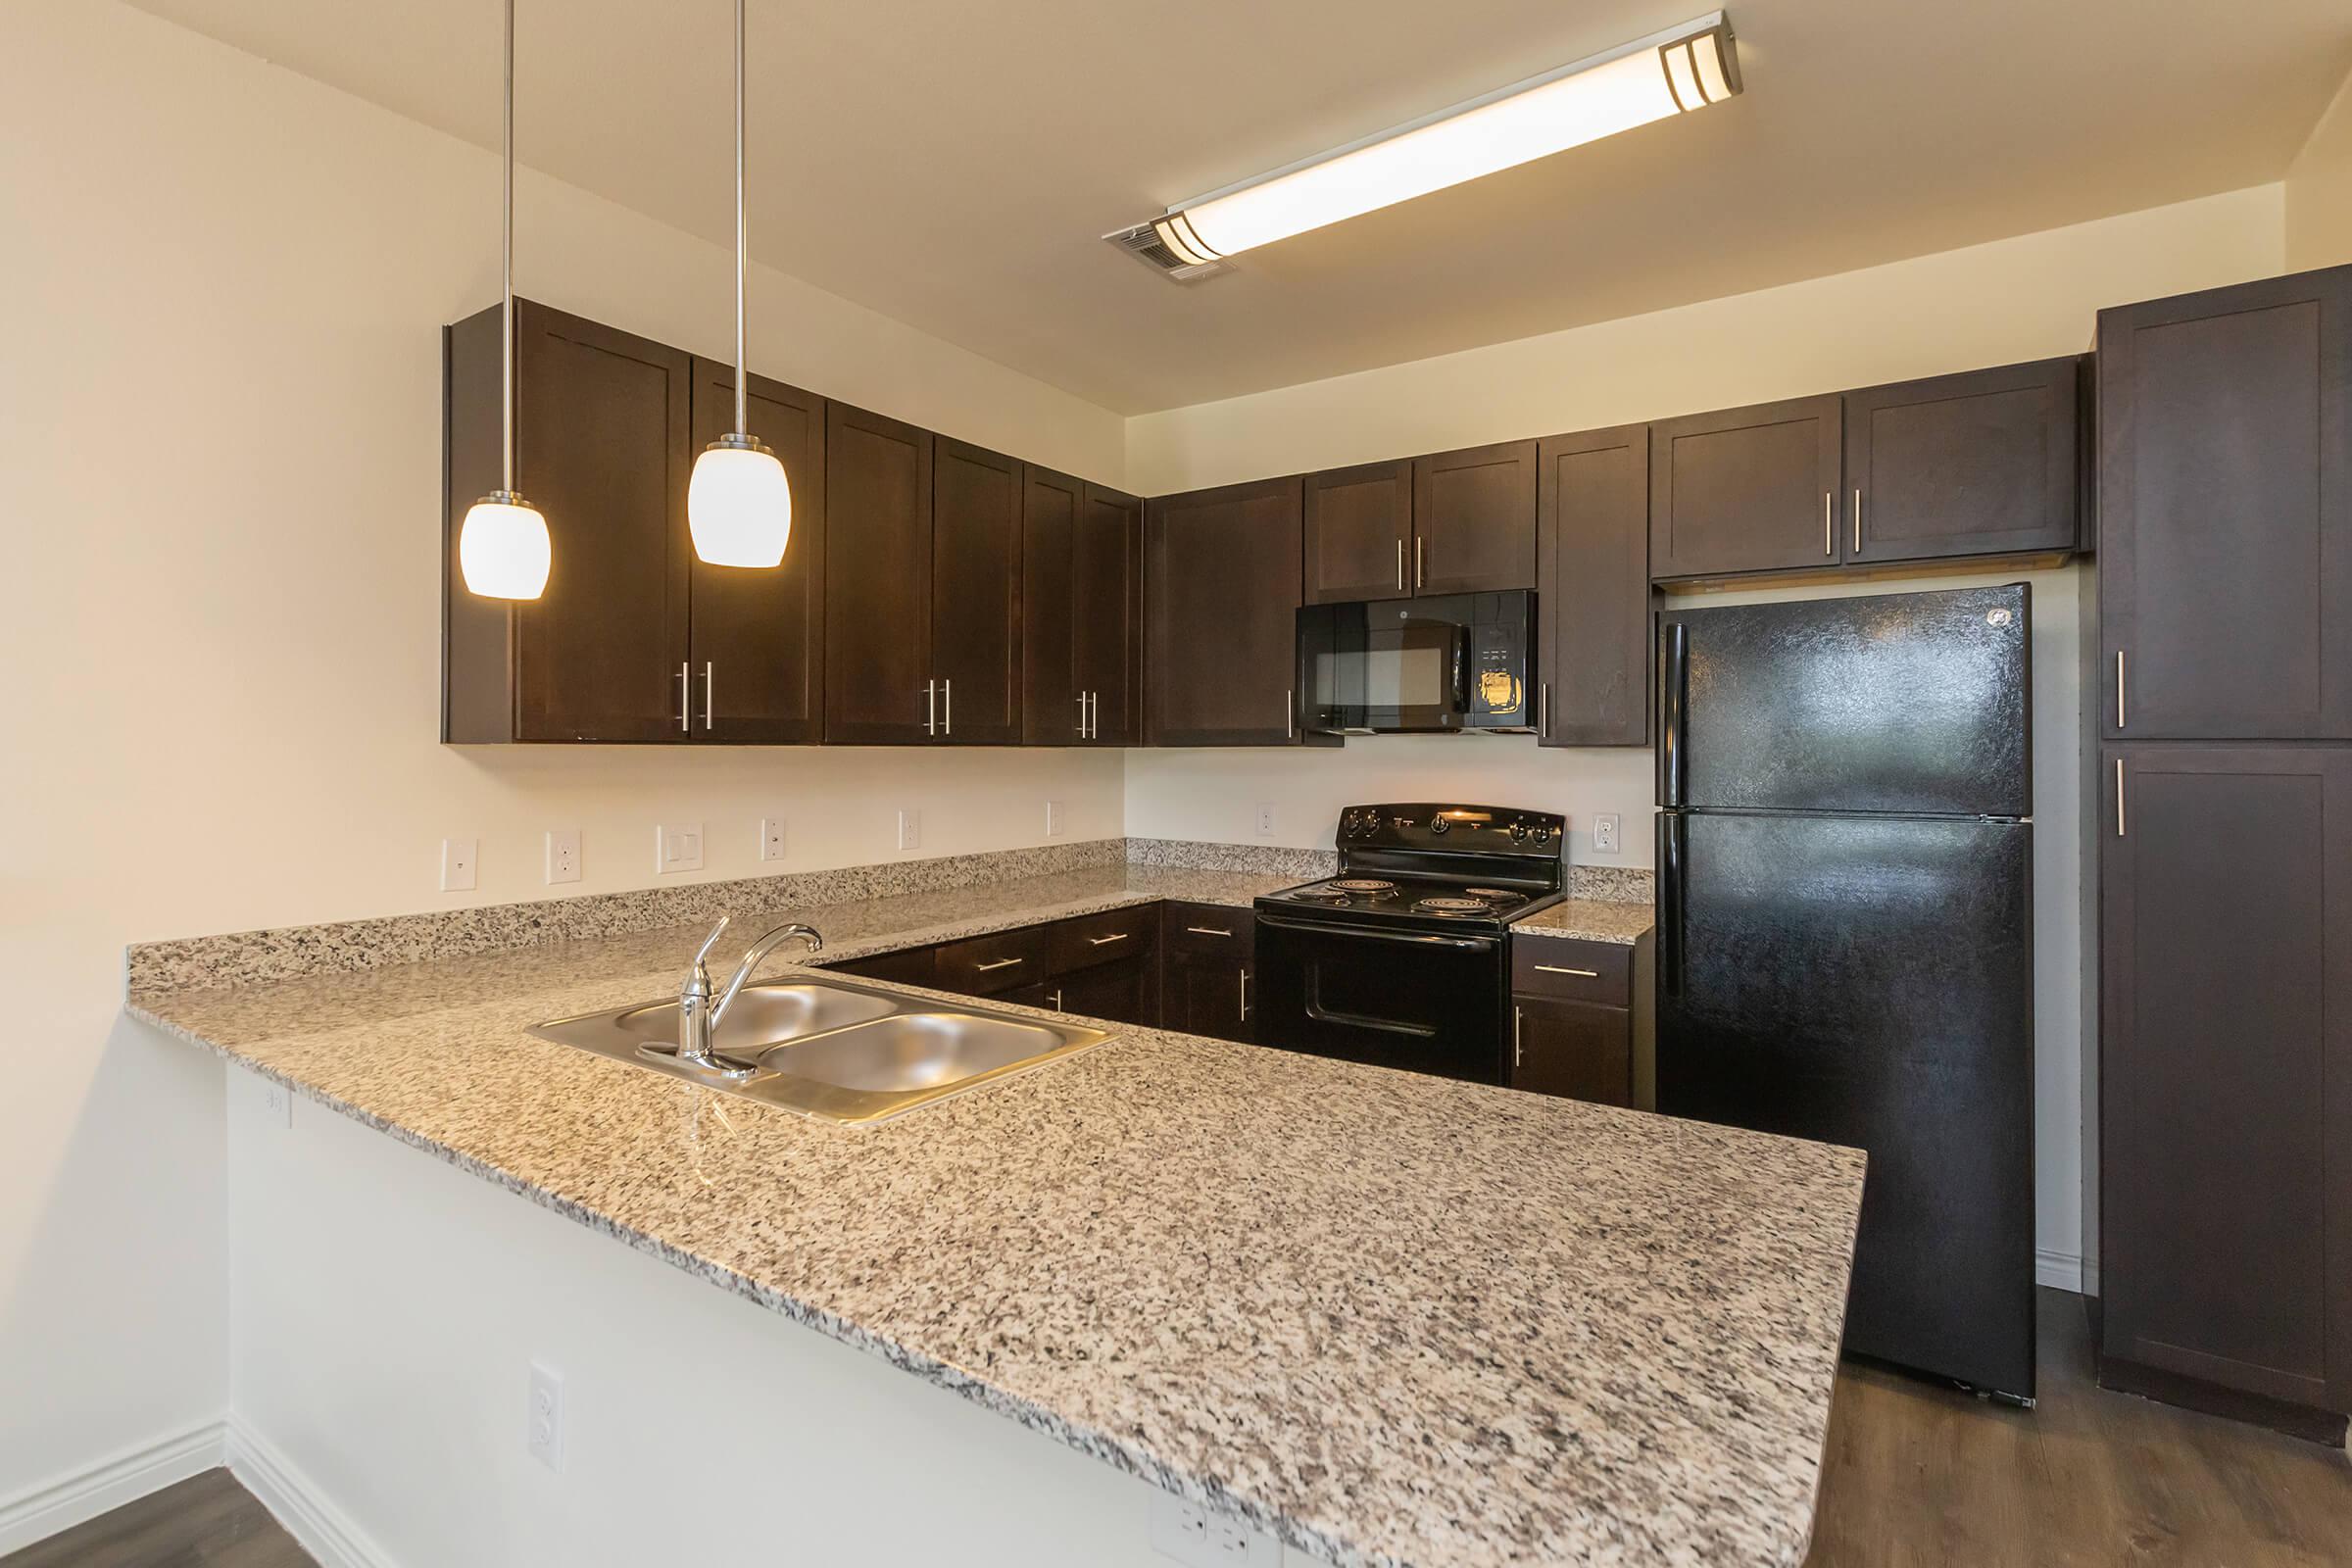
459 0 553 600
688 0 793 567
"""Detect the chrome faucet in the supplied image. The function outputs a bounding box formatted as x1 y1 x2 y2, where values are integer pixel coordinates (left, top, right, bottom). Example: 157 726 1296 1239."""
675 915 823 1071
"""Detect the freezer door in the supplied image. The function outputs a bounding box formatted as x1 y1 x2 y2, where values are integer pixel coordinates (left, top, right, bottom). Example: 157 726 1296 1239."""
1657 808 2036 1397
1658 585 2030 816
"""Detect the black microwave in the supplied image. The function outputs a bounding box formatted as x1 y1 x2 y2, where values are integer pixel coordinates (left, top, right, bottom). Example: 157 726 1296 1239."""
1297 590 1535 735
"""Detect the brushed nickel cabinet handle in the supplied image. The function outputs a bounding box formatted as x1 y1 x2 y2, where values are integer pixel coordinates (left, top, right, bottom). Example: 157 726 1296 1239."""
2116 759 2126 838
1852 488 1863 554
1513 1004 1524 1070
1076 692 1087 737
1824 491 1834 558
1541 682 1551 738
677 662 691 732
2116 651 2126 729
925 679 937 736
1184 925 1232 938
1415 535 1425 589
974 956 1024 973
1086 932 1129 946
944 678 953 737
1089 690 1098 740
1535 964 1600 978
703 662 714 730
1239 966 1250 1022
1395 538 1405 593
1050 988 1063 1010
1285 688 1294 740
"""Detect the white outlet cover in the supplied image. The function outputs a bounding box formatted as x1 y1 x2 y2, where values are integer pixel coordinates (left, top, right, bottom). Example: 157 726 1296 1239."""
897 809 921 852
256 1071 292 1130
526 1362 564 1473
545 828 581 885
657 823 705 874
1592 813 1620 855
1253 804 1277 838
1045 800 1065 838
440 837 478 893
760 816 787 862
1149 1494 1280 1566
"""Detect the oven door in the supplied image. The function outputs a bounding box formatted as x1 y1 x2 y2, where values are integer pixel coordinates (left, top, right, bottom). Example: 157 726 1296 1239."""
1297 598 1468 733
1252 912 1506 1083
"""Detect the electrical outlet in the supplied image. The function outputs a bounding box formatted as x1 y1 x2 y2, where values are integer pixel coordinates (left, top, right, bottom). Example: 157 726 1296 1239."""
440 837 478 892
1592 813 1620 855
1149 1494 1280 1566
526 1362 564 1473
1253 804 1277 838
656 823 704 874
545 829 581 885
1045 800 1065 838
897 809 921 852
257 1072 292 1130
760 816 788 862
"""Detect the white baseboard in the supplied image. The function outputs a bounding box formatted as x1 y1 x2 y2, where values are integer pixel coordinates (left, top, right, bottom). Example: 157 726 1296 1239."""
2036 1247 2085 1294
0 1419 226 1557
226 1416 399 1568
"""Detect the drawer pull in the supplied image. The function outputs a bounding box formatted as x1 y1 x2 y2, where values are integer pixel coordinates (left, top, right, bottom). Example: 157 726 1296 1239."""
1183 925 1232 938
1086 932 1129 946
1534 963 1600 978
974 956 1024 972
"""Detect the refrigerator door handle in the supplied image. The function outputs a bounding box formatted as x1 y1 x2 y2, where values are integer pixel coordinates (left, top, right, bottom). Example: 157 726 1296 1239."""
1657 811 1686 998
1657 621 1690 808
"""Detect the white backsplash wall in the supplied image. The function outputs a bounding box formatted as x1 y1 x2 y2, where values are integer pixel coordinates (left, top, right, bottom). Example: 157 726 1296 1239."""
1125 740 1655 867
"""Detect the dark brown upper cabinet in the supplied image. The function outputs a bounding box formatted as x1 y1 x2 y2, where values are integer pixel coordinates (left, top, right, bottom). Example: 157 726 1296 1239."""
823 403 934 744
1536 424 1650 748
1649 394 1843 580
1302 460 1413 603
2097 745 2352 1417
1412 440 1539 594
2097 268 2352 741
444 299 694 743
1843 358 2080 566
1023 469 1141 746
1146 476 1306 746
686 358 826 744
929 438 1023 745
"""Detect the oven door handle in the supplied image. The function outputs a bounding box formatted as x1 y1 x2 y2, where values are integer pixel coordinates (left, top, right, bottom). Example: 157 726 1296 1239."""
1305 982 1440 1038
1254 913 1496 951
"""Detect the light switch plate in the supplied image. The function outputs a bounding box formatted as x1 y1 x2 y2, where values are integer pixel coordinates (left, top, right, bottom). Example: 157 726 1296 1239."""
545 829 581 885
657 823 705 874
440 837 478 893
897 809 921 852
526 1362 564 1473
1045 800 1065 838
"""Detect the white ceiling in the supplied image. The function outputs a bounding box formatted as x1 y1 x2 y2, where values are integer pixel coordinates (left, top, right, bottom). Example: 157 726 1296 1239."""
131 0 2352 414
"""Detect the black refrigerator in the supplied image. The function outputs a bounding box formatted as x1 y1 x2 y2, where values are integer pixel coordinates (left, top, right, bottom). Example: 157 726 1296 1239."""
1656 584 2036 1401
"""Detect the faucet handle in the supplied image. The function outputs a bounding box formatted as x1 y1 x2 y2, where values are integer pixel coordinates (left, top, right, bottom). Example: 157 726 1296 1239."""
692 915 732 970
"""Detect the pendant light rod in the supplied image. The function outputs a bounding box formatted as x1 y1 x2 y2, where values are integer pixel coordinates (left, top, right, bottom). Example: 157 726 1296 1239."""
502 0 516 493
732 0 748 434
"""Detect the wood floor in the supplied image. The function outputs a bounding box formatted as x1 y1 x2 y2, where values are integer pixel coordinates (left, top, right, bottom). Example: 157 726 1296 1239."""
10 1292 2346 1568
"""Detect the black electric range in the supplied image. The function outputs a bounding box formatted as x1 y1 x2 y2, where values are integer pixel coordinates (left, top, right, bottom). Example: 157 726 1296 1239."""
1252 803 1566 1082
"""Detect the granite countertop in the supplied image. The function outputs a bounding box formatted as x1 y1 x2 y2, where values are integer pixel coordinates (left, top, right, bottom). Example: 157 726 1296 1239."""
1510 898 1656 947
129 862 1859 1568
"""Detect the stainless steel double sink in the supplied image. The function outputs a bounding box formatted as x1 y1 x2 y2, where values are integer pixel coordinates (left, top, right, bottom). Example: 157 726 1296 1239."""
529 975 1109 1124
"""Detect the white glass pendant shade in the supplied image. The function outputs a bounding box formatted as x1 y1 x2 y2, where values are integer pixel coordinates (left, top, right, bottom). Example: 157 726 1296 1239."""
459 492 552 599
688 438 793 567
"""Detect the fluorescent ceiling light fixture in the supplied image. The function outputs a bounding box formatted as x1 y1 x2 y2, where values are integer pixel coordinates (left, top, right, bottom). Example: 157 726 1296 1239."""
1136 13 1741 267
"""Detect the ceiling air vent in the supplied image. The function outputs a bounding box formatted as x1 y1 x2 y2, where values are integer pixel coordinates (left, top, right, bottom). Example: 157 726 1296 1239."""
1102 221 1231 282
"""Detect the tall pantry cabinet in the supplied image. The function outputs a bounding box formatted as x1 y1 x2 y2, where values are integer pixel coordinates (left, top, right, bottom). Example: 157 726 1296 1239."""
2086 264 2352 1440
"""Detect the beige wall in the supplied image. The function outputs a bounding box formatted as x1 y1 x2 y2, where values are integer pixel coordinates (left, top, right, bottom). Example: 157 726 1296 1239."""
2287 64 2352 270
1123 185 2288 1298
0 0 1126 1524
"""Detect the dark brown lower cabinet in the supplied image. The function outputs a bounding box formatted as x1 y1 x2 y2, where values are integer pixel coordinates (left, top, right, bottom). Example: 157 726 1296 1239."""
1160 903 1256 1044
827 947 938 988
1053 953 1157 1027
1508 934 1655 1109
2096 745 2351 1429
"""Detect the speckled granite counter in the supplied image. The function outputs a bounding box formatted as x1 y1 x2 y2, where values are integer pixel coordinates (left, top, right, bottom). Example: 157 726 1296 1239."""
1510 899 1656 947
129 862 1860 1568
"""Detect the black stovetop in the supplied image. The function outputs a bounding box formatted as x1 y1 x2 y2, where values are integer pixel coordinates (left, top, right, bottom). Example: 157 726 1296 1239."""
1256 803 1568 933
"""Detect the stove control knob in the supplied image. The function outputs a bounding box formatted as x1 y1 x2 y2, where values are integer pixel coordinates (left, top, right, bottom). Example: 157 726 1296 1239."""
1532 824 1552 844
1427 814 1449 835
1509 821 1529 842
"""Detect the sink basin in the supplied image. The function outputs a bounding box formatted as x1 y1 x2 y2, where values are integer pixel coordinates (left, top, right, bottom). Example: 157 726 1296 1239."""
528 977 1109 1124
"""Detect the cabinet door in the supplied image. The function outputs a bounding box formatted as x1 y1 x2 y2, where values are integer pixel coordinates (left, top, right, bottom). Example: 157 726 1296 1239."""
1413 440 1537 594
824 404 933 743
2099 269 2352 740
1020 466 1081 745
509 302 694 741
1649 395 1842 579
1054 953 1157 1028
1145 476 1303 746
1511 996 1634 1107
2100 746 2351 1413
1536 424 1649 747
1165 950 1251 1043
931 438 1023 744
1073 483 1143 746
1303 460 1412 603
1844 358 2079 566
687 359 825 743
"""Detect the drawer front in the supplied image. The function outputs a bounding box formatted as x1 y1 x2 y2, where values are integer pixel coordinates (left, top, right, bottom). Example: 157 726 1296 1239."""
1161 901 1254 959
1050 905 1158 974
826 946 938 989
934 924 1054 997
1510 937 1631 1004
